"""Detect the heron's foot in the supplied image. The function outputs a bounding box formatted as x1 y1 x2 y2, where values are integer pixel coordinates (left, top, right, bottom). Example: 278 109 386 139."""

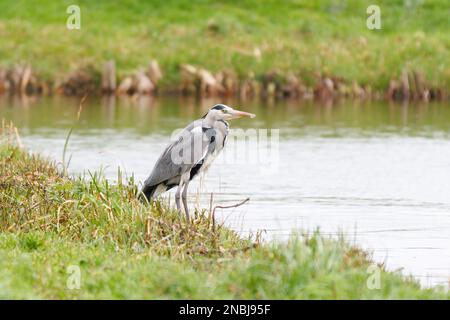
184 206 190 223
182 196 190 223
176 176 190 223
175 197 181 211
179 208 190 223
175 195 190 222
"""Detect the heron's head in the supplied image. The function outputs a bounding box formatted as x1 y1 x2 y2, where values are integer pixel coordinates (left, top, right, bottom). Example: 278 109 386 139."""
204 104 256 121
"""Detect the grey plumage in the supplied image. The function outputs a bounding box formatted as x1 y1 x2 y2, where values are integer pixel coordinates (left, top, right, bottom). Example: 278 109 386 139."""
141 104 255 221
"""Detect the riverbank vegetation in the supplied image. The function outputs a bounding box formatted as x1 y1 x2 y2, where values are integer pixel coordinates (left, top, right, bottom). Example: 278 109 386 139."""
0 124 448 299
0 0 449 100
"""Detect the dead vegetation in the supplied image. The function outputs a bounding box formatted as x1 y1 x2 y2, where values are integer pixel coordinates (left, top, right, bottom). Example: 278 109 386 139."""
0 61 447 102
0 122 256 259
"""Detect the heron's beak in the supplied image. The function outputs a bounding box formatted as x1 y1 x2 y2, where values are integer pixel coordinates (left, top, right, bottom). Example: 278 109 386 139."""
230 109 256 119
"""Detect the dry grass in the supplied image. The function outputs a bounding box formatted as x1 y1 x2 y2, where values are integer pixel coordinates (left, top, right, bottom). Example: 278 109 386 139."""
1 122 449 299
0 122 253 259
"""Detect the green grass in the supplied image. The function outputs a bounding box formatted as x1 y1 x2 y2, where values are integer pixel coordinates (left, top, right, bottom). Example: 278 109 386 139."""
0 127 449 299
0 0 449 91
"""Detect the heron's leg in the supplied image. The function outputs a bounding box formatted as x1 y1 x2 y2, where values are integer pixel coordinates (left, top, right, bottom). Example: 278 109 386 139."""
181 180 190 221
175 182 183 214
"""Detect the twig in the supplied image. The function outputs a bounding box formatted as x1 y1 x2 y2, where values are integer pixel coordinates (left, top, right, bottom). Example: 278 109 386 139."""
212 197 250 231
191 243 258 256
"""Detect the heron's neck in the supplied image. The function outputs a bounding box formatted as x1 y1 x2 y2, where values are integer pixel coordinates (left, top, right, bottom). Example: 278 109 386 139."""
218 119 229 128
203 114 219 128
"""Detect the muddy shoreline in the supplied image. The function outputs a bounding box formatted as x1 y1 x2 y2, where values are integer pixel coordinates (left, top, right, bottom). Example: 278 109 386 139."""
0 61 447 102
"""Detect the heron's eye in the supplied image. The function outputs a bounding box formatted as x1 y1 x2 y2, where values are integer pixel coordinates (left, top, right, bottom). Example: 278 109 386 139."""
222 109 228 114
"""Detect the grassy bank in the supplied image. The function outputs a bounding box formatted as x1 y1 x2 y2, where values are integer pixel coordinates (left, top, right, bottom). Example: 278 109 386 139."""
0 130 449 298
0 0 449 98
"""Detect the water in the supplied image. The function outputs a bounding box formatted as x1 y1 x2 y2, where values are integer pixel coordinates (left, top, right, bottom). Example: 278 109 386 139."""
1 95 450 288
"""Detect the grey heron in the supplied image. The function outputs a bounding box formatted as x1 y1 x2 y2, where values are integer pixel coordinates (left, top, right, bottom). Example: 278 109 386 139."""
141 104 255 221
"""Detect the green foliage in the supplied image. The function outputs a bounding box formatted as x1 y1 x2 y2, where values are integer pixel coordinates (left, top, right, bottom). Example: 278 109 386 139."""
19 233 45 252
0 144 248 258
0 0 448 89
1 142 449 299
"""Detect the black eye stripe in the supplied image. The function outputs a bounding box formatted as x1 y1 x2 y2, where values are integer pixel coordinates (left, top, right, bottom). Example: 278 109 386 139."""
212 104 226 110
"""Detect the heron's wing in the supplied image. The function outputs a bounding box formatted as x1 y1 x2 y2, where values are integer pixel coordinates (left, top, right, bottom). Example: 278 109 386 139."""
144 120 210 187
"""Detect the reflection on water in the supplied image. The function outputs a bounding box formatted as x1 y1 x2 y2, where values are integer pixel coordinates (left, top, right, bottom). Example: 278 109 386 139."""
1 95 450 288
